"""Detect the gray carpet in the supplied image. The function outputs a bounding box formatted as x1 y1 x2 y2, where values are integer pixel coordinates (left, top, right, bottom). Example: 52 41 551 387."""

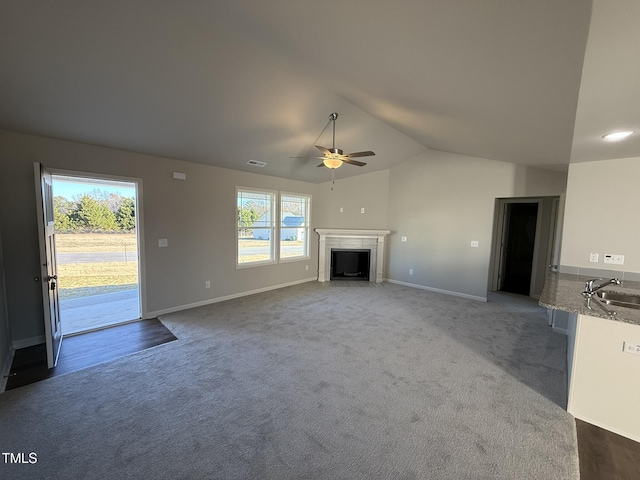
0 282 578 479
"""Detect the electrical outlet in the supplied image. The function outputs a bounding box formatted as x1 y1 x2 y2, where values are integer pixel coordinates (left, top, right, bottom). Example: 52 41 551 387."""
589 252 599 263
158 239 168 247
409 269 414 275
604 254 624 265
205 281 211 288
401 236 407 242
623 341 640 356
339 207 344 213
470 241 479 248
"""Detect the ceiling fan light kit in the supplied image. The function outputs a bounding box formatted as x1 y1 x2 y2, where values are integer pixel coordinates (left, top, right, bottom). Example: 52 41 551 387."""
323 158 343 169
296 112 375 172
322 149 345 169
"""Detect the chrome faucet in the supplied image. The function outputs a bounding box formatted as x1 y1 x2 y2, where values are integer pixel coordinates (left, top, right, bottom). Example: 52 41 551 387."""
582 278 621 298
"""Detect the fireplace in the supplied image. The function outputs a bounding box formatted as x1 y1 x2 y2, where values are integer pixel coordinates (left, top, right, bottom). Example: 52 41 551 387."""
331 249 370 281
315 229 390 283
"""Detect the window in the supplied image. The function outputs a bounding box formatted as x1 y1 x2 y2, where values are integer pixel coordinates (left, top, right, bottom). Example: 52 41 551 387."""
236 188 311 267
280 193 310 261
237 188 276 266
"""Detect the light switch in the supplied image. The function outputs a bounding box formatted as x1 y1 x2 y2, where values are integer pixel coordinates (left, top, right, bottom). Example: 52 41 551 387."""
360 208 365 214
401 236 407 242
589 252 599 263
158 239 168 247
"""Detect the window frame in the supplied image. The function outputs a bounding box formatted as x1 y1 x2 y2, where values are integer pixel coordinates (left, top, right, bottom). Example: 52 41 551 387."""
236 187 277 268
236 187 312 268
279 191 311 263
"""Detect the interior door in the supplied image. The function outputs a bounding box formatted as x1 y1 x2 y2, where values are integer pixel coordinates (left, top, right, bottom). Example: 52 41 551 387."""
496 203 510 291
34 163 62 368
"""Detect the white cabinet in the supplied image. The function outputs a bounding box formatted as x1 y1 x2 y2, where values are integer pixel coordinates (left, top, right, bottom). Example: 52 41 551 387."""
567 313 640 442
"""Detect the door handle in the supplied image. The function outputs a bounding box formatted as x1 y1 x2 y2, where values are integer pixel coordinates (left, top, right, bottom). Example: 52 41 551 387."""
46 275 57 281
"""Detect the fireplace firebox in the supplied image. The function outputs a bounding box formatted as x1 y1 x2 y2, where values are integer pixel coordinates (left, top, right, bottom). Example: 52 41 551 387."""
330 249 370 281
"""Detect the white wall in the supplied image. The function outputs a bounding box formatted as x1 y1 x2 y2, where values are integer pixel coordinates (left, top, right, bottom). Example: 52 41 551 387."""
386 150 567 300
0 130 319 343
562 157 640 273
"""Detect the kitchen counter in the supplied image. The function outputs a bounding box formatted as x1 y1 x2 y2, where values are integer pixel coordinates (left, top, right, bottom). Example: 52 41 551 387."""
541 271 640 443
539 271 640 326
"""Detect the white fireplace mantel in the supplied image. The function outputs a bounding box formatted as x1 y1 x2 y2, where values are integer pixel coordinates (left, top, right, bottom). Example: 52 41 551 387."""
315 228 391 282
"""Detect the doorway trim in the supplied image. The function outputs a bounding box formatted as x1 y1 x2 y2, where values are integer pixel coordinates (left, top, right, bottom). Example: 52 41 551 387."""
49 168 148 322
490 197 543 297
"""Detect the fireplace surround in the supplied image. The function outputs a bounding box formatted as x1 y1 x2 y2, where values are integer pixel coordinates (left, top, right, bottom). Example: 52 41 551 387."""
315 229 390 283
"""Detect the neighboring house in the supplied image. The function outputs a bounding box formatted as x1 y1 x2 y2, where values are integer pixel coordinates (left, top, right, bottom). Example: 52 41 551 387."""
252 215 305 241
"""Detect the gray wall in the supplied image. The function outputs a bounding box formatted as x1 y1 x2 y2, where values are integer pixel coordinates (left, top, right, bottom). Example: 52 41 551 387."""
315 170 390 230
0 129 570 346
0 130 320 344
386 150 567 300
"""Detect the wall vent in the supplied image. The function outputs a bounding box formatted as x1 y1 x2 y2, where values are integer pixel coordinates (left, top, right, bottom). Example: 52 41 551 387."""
247 160 267 167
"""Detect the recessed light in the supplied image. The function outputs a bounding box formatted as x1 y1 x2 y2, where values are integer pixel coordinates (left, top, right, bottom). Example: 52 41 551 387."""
602 130 634 141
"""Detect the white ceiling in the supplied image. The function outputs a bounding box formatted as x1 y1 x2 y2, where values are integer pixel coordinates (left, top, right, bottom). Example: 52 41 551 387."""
0 1 637 183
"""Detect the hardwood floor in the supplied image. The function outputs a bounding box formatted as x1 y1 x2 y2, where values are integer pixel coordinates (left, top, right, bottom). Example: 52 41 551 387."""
5 318 176 390
576 419 640 479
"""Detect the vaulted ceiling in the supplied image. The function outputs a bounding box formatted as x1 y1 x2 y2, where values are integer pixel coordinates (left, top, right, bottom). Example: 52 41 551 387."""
1 1 638 183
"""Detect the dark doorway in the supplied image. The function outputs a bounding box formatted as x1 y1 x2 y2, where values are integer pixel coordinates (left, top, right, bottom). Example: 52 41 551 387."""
331 249 370 281
500 203 538 295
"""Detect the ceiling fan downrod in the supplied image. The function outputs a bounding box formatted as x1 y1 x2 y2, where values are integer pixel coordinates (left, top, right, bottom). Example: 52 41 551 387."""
330 112 338 150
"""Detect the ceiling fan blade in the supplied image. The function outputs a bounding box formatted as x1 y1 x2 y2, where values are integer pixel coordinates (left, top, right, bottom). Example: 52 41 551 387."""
344 150 375 158
315 145 332 155
343 158 367 167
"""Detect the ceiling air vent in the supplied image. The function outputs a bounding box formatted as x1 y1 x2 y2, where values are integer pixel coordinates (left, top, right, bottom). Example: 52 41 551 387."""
247 160 267 167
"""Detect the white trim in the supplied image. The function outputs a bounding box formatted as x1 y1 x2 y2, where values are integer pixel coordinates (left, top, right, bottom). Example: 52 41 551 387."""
316 229 390 283
236 186 277 268
12 335 46 350
551 326 568 335
147 277 317 318
386 279 488 302
279 191 311 261
315 228 391 237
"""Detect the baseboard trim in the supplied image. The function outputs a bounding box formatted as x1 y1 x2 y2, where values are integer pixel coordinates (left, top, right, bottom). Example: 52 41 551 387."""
148 277 318 318
12 335 45 350
385 279 487 302
552 326 568 335
1 345 15 393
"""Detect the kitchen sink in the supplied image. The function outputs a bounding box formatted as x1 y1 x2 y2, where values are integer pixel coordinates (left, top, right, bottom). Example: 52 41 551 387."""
596 291 640 310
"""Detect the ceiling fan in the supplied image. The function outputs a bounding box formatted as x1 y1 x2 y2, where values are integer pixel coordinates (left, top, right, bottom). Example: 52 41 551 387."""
295 112 375 169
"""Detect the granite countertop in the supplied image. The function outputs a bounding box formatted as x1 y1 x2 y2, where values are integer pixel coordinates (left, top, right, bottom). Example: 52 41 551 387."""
539 272 640 326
